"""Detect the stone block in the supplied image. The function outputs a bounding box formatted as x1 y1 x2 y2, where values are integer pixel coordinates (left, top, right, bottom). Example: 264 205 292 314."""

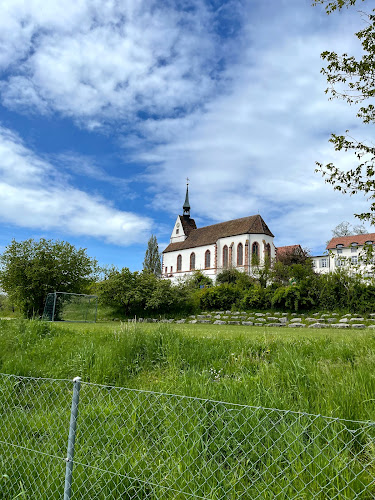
350 317 364 322
308 323 328 328
189 320 197 324
228 321 241 325
288 323 306 328
290 318 302 322
214 320 227 325
255 313 265 317
339 318 349 323
241 321 254 326
267 322 286 327
198 320 211 323
352 324 366 329
332 323 349 328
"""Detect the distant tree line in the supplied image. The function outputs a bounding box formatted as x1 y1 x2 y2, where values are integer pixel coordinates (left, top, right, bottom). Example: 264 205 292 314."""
1 236 374 319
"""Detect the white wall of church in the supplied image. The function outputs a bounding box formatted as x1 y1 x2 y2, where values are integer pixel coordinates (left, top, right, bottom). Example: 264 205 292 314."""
162 232 276 283
170 215 186 243
162 243 216 282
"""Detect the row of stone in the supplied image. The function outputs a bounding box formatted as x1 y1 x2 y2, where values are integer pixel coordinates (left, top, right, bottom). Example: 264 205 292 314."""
133 318 373 328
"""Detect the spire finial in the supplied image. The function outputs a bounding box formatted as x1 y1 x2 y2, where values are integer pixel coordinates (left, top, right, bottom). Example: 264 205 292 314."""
183 179 190 217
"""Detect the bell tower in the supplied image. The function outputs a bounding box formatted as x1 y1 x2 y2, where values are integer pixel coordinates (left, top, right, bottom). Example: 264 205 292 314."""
183 177 190 217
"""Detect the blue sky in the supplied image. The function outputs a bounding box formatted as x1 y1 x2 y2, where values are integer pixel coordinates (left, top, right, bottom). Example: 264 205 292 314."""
0 0 371 270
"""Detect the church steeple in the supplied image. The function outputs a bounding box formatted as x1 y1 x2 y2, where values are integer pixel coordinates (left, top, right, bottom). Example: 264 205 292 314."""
183 178 190 217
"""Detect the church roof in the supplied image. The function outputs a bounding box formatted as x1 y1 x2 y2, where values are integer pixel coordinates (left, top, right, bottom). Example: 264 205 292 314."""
180 215 197 236
163 214 273 253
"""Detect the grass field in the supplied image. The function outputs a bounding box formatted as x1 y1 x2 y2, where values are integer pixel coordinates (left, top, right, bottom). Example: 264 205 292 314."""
1 319 375 419
1 319 375 498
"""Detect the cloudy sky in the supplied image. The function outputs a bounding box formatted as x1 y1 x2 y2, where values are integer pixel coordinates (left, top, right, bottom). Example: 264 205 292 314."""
0 0 371 269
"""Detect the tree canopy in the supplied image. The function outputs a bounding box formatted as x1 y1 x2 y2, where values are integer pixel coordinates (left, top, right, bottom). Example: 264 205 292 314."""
331 221 367 237
0 238 98 318
314 0 375 225
143 235 162 276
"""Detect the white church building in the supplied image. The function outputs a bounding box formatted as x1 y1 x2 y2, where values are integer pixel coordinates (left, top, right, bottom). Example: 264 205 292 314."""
162 184 276 282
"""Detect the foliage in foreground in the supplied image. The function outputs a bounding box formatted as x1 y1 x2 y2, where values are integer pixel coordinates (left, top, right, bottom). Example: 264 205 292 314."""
314 0 375 225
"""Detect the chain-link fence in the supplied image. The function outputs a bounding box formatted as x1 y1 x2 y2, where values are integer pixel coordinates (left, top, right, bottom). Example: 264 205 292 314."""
1 372 374 499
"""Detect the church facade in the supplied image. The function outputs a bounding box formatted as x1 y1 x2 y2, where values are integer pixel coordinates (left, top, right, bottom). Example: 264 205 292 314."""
162 185 276 282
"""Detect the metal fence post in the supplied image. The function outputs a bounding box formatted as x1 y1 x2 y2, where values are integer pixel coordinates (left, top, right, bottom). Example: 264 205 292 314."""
64 376 82 500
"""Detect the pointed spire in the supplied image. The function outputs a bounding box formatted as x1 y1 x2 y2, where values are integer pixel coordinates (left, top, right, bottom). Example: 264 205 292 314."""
183 177 190 217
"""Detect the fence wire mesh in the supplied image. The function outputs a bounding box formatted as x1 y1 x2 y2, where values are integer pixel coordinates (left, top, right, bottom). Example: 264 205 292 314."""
1 372 375 499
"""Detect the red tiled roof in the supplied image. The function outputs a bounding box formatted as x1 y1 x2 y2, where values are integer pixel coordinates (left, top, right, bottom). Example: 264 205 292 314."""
326 233 375 250
276 245 303 256
163 214 273 253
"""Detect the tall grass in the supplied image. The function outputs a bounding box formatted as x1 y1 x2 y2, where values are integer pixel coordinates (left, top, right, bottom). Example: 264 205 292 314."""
1 319 375 420
1 320 375 498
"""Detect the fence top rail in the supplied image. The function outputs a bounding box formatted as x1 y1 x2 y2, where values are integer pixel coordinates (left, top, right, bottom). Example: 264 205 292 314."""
1 371 374 427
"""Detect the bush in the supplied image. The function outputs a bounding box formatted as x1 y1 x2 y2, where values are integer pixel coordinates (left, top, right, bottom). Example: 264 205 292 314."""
198 284 242 310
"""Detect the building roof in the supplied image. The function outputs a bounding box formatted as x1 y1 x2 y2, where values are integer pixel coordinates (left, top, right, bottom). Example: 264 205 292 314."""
180 215 196 236
163 214 273 253
326 233 375 250
276 244 303 256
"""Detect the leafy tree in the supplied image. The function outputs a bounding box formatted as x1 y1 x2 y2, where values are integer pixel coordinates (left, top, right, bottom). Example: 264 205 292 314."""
0 238 98 318
216 269 242 285
276 246 310 266
331 221 367 237
186 270 213 289
314 0 375 225
143 235 161 276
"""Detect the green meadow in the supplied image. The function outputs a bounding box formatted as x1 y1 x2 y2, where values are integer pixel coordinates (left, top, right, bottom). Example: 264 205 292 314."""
1 319 375 498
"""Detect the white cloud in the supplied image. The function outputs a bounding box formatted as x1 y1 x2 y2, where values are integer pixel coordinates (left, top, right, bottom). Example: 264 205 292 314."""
137 5 372 253
0 0 372 256
0 126 152 245
0 0 222 124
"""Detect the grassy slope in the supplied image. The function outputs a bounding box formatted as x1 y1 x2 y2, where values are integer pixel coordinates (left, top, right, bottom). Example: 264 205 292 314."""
1 319 375 420
1 320 375 499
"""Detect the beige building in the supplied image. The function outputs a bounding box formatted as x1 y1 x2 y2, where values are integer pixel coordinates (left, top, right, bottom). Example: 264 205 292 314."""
312 233 375 276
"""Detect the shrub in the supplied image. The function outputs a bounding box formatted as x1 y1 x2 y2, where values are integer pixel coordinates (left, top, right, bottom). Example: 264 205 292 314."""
198 284 242 310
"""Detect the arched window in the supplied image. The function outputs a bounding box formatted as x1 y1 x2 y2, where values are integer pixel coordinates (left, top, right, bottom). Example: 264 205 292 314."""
190 252 195 270
205 250 211 269
252 242 259 257
223 245 228 268
177 254 182 271
264 243 271 259
237 243 243 266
